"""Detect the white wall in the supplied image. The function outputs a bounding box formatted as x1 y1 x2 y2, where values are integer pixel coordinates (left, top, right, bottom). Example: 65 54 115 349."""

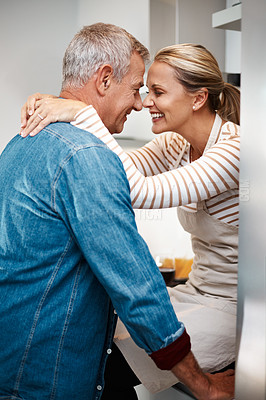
78 0 150 49
0 0 155 150
135 208 193 259
0 0 79 152
177 0 226 71
78 0 154 142
236 1 266 397
150 0 176 57
225 0 241 73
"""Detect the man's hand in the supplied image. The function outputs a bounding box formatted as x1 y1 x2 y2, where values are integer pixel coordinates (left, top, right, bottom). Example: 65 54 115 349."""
171 351 235 400
205 369 235 400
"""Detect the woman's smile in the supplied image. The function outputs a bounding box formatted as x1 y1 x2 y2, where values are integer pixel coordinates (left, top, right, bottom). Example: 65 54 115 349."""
150 112 165 122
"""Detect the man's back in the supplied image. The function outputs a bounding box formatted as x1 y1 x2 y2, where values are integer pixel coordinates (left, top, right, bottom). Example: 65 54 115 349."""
0 121 186 400
0 123 125 399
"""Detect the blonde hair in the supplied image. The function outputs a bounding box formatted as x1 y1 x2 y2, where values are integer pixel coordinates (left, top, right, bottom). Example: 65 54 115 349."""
154 44 240 125
62 23 150 90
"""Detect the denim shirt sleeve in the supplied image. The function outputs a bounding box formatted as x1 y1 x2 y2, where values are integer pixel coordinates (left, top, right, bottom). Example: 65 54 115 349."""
52 143 185 354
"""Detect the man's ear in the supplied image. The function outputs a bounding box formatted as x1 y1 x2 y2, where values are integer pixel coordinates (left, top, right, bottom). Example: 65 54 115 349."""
192 88 209 111
96 64 113 96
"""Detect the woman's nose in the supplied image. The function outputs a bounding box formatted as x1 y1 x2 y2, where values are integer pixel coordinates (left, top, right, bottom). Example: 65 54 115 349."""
142 94 154 108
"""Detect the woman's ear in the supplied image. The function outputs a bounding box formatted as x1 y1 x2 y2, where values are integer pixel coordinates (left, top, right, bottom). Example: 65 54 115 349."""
192 88 209 111
96 64 113 96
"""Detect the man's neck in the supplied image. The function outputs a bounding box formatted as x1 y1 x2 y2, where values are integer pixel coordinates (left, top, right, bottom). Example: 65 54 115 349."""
59 89 90 103
60 87 105 122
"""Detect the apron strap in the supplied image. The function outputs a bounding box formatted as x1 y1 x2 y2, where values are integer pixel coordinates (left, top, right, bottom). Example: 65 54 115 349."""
197 114 222 211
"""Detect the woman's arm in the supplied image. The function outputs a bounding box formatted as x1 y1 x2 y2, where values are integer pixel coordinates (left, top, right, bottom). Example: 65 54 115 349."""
126 132 187 176
73 106 240 209
21 97 240 210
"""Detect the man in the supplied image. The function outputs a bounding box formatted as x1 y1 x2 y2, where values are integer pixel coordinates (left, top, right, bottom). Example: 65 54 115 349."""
0 23 234 400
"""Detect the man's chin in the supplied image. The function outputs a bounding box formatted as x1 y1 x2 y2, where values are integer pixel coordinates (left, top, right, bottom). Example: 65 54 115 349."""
112 126 124 135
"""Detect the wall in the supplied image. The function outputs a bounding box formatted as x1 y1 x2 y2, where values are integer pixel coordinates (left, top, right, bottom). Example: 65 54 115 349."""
150 0 176 57
225 0 241 73
0 0 79 152
177 0 226 71
236 1 266 398
78 0 154 143
78 0 150 49
0 0 155 150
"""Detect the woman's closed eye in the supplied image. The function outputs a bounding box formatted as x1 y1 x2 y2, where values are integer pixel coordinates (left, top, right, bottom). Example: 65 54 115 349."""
154 90 163 96
145 89 163 96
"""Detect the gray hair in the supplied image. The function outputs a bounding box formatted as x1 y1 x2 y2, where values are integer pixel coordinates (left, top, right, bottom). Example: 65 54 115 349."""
62 22 150 90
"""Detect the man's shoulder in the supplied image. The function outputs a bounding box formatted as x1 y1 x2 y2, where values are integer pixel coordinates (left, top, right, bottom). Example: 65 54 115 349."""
41 122 124 175
43 122 106 151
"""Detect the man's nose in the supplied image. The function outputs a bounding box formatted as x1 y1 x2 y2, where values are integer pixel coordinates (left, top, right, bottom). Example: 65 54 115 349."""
133 93 143 112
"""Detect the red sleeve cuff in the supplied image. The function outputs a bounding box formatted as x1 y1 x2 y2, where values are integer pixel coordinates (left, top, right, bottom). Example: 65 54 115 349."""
149 329 191 370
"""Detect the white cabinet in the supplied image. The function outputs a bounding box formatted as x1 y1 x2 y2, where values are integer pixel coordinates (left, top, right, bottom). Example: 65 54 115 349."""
212 1 242 75
212 3 242 31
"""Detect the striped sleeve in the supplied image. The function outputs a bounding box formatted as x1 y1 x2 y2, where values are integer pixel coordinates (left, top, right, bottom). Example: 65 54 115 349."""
71 107 240 210
128 133 187 176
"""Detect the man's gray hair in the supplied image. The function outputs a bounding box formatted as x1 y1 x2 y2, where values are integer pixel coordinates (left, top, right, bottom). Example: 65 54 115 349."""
62 22 150 90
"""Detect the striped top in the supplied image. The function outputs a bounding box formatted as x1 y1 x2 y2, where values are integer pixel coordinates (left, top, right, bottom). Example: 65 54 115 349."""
71 106 240 226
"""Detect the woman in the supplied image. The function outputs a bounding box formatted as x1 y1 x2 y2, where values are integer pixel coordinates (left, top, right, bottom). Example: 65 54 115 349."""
21 44 240 397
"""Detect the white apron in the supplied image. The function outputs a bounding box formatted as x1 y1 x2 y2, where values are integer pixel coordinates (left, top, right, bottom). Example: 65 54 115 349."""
114 115 238 393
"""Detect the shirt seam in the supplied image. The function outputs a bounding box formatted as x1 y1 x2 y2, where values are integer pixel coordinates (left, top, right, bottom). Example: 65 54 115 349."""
12 237 73 397
44 124 107 151
50 143 109 214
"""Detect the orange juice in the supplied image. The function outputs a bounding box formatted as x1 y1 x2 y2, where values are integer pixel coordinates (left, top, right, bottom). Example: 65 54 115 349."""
160 258 174 269
174 258 193 279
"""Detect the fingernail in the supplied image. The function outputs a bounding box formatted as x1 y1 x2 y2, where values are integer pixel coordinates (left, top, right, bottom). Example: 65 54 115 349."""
28 110 33 116
20 130 26 138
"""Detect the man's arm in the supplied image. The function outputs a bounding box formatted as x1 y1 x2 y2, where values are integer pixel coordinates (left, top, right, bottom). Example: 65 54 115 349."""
54 142 186 354
171 352 235 400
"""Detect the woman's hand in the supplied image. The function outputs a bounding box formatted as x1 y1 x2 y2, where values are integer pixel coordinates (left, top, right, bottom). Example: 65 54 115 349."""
20 93 86 137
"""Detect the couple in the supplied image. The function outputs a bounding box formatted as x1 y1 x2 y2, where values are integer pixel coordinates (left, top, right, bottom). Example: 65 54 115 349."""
0 23 239 400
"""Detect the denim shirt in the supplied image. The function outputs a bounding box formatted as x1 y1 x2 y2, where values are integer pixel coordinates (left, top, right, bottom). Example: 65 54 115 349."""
0 122 184 400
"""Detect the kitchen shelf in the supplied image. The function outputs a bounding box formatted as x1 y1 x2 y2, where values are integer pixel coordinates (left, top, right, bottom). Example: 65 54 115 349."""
212 3 242 31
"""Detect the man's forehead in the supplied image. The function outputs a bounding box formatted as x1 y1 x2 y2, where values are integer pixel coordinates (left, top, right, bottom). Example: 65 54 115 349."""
130 67 145 86
133 76 144 87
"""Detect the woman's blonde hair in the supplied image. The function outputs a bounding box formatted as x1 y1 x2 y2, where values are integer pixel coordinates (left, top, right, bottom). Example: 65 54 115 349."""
154 44 240 125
